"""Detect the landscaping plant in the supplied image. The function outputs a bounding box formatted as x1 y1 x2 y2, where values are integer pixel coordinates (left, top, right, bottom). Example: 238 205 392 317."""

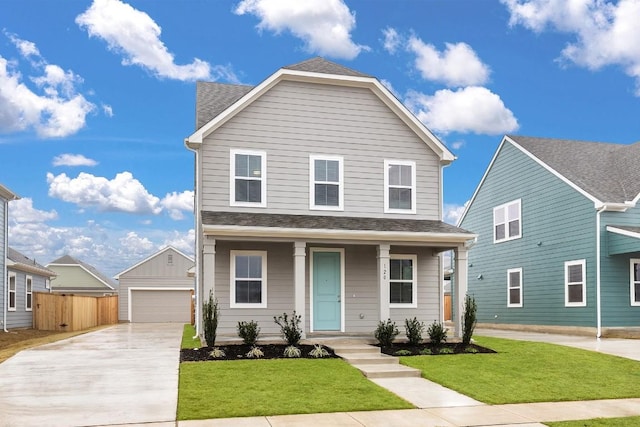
427 321 448 346
209 347 226 359
237 320 260 346
309 344 330 358
374 319 399 347
245 346 264 358
274 311 303 346
404 317 425 346
283 345 302 358
462 294 477 346
202 290 219 347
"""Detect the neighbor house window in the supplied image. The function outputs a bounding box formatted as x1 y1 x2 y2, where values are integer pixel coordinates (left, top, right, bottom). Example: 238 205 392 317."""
565 260 586 307
230 251 267 308
631 259 640 306
26 276 33 311
507 268 523 308
230 149 266 207
45 279 50 290
390 255 417 307
494 199 521 243
8 272 16 311
167 253 173 265
384 160 416 214
310 155 343 210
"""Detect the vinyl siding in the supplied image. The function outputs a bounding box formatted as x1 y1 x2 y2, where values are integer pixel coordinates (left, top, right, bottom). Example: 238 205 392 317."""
460 141 598 328
200 80 441 219
49 265 112 290
5 269 49 329
0 200 5 316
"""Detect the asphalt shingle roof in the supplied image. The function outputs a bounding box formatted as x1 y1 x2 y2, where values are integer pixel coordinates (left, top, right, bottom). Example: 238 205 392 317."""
8 247 56 277
508 135 640 204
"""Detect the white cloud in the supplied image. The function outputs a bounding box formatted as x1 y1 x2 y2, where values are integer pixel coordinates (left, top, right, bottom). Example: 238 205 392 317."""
443 202 469 225
408 36 490 87
382 27 401 54
234 0 368 60
119 231 155 253
162 229 195 256
160 190 194 220
406 86 519 135
46 171 162 215
52 153 99 167
9 198 58 223
102 104 113 117
76 0 230 82
502 0 640 95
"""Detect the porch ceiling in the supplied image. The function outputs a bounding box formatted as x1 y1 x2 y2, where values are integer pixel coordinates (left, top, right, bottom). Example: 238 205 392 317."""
606 225 640 255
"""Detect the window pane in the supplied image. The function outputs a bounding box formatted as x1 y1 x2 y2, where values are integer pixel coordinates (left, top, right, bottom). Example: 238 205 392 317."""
9 292 15 308
315 184 339 206
26 294 32 309
26 278 32 292
248 155 261 177
509 289 520 305
235 154 248 177
247 281 262 303
247 180 261 203
247 256 262 278
315 159 327 181
390 259 401 280
495 224 505 240
235 180 248 202
507 202 519 220
390 188 411 209
389 164 401 186
494 206 505 223
635 283 640 303
509 271 520 287
568 265 583 283
390 282 412 304
235 255 249 277
9 276 15 290
326 160 339 182
326 184 339 206
235 280 262 304
568 284 583 303
401 259 413 280
634 263 640 282
400 165 412 186
508 219 520 237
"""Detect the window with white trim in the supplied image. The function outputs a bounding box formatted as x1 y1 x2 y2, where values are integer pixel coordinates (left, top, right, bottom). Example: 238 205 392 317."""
390 255 417 307
26 275 33 311
8 272 16 311
230 149 266 207
494 199 521 243
565 260 586 307
384 160 416 214
45 279 50 290
631 259 640 306
507 268 522 308
310 156 343 210
230 251 267 308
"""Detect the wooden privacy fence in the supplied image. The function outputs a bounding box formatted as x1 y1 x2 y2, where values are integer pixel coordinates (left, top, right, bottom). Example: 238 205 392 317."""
33 292 118 331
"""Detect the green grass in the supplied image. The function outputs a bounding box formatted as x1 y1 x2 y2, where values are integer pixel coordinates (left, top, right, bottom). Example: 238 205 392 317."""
400 336 640 405
177 359 413 420
547 416 640 426
180 324 201 349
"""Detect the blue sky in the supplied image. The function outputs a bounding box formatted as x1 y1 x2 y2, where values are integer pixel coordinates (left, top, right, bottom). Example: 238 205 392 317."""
2 0 640 277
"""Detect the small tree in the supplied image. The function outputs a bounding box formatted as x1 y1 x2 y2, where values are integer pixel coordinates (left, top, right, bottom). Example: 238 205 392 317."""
202 290 219 347
237 320 260 346
462 294 477 346
404 317 425 346
273 311 302 346
374 319 399 347
426 321 448 346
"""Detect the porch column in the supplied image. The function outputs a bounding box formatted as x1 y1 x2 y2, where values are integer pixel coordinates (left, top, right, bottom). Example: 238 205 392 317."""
201 237 216 337
454 246 468 338
293 241 306 339
378 244 391 321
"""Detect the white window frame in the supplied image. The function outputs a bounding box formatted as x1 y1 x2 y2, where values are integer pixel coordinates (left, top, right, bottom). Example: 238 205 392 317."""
230 149 267 207
45 279 50 290
25 275 33 311
630 259 640 306
507 268 523 308
309 155 344 211
565 259 586 307
493 199 522 243
384 160 416 214
8 272 16 311
230 250 267 309
389 254 418 308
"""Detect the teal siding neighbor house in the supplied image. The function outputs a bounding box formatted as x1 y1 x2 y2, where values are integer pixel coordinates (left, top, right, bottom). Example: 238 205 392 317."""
459 135 640 337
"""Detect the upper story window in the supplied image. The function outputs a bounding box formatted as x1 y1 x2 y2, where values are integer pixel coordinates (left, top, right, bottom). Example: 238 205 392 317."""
507 268 523 308
310 156 343 210
230 149 266 207
631 259 640 306
26 275 33 311
389 254 418 307
384 160 416 214
494 199 521 243
565 259 586 307
8 272 16 311
230 250 267 308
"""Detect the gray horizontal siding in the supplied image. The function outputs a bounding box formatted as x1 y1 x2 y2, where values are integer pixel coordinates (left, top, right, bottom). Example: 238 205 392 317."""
6 269 49 329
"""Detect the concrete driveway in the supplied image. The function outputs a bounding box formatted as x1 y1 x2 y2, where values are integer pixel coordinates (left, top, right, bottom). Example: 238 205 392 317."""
0 323 184 427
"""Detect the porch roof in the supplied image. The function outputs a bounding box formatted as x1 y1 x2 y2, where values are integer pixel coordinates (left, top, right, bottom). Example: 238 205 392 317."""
606 225 640 256
201 211 476 245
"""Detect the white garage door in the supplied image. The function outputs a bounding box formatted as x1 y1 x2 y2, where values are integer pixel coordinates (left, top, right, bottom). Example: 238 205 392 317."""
131 289 191 323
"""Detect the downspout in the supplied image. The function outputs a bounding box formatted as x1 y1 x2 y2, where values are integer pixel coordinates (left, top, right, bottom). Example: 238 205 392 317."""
185 139 201 339
3 198 8 332
596 206 605 339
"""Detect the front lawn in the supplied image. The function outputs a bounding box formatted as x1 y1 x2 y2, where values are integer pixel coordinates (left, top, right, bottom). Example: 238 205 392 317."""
180 324 201 349
178 359 413 420
400 336 640 405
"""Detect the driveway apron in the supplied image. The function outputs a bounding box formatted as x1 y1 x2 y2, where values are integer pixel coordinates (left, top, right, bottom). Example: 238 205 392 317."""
0 323 183 427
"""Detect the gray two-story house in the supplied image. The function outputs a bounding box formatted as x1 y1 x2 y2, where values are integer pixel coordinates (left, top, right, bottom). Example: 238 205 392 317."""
185 58 476 339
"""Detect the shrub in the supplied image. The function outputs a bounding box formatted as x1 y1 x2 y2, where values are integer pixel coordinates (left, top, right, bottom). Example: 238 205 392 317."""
419 348 433 355
405 317 425 346
283 345 301 358
309 344 330 358
394 349 412 356
246 346 264 359
374 319 399 347
237 320 260 346
209 347 226 359
202 290 219 347
462 294 478 346
273 311 303 346
439 347 454 355
427 321 448 346
465 346 479 354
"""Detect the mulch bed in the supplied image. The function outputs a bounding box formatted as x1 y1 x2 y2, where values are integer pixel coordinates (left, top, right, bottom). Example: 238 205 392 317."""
180 343 338 362
378 342 496 356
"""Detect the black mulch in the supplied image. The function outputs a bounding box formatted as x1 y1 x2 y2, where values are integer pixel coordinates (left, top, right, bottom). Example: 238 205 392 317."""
180 343 338 362
378 342 496 356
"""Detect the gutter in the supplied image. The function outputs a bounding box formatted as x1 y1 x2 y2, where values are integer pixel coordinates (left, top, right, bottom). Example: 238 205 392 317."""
184 138 201 339
595 205 606 339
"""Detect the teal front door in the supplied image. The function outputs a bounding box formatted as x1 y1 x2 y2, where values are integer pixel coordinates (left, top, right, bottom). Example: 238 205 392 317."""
313 251 341 331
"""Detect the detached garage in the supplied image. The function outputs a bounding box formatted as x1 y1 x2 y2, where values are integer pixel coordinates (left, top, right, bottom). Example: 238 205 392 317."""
116 247 195 323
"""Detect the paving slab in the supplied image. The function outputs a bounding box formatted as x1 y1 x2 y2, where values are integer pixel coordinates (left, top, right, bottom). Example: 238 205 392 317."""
180 417 272 426
349 408 456 426
267 412 363 426
426 405 535 426
372 377 483 409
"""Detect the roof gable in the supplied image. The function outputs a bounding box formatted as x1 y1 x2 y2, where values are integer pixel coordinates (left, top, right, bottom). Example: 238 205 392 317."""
47 255 116 289
115 246 194 278
7 247 56 278
0 183 19 201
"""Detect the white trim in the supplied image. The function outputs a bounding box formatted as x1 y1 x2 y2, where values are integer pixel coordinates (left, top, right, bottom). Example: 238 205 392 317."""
46 263 115 290
230 250 267 308
7 271 16 311
127 287 193 322
493 199 522 243
115 246 194 279
384 160 417 214
606 226 640 240
631 259 640 306
309 155 344 211
229 149 267 208
507 268 523 308
565 259 587 307
25 275 33 311
389 254 418 308
309 248 345 333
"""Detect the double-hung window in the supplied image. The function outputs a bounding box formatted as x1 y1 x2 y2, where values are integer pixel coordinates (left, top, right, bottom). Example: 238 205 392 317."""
8 272 16 311
25 275 33 311
230 149 266 207
565 260 586 307
389 255 417 307
230 251 267 308
310 156 343 210
631 259 640 306
384 160 416 214
494 199 521 243
507 268 523 307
